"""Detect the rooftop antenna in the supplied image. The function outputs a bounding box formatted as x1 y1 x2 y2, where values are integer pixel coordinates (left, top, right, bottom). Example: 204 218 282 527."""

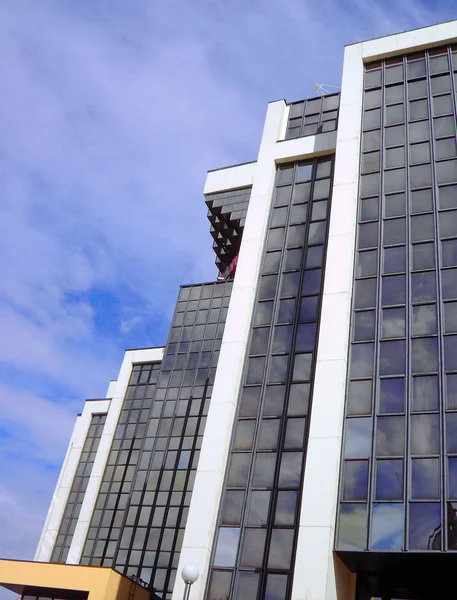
314 83 341 95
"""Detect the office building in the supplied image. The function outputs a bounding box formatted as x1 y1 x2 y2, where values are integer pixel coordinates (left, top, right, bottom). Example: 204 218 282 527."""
2 18 457 600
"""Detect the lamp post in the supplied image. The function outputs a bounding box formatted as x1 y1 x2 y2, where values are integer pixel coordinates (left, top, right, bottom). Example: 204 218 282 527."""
181 565 199 600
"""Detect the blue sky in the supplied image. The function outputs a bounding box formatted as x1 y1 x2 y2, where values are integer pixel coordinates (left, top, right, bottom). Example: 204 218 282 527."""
0 0 454 583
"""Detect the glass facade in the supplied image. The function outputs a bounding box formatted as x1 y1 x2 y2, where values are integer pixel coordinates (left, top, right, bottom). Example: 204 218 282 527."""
81 281 232 599
206 187 251 273
206 157 334 600
337 45 457 553
51 413 106 563
285 93 340 140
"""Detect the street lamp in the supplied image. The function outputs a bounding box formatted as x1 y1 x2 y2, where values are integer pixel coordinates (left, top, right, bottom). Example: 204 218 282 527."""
181 565 199 600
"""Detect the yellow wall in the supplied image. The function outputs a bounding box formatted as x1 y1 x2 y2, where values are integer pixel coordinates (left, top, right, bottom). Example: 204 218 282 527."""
0 559 150 600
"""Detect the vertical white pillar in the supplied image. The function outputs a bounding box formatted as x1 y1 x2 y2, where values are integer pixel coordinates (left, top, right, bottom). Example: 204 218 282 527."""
172 100 288 600
291 43 364 600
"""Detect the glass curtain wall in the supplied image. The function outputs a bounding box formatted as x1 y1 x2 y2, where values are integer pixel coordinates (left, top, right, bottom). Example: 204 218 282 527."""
337 45 457 553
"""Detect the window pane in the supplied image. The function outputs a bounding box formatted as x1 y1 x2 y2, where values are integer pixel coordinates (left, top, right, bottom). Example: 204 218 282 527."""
284 418 306 449
227 454 250 487
386 103 404 126
267 228 285 250
277 299 295 324
449 458 457 499
411 188 433 213
275 490 297 526
380 340 406 375
239 387 261 417
411 458 440 500
239 529 266 568
410 141 430 164
408 79 427 99
361 173 380 197
292 353 312 381
253 453 276 487
444 336 457 371
354 311 375 341
357 250 378 277
436 137 457 160
264 385 286 416
269 355 289 383
383 245 405 274
360 196 379 221
272 325 293 353
412 337 439 373
383 218 406 245
447 374 457 409
411 414 440 455
411 272 436 303
382 275 406 306
410 163 432 188
438 184 457 209
409 503 441 550
440 210 457 238
268 529 294 569
350 343 374 378
295 323 316 352
214 528 240 567
381 307 405 338
362 151 380 173
409 120 430 143
385 83 404 103
278 452 302 487
342 460 369 500
412 242 435 270
385 146 405 169
348 380 372 415
371 503 404 550
234 421 256 450
246 357 265 384
234 573 259 600
379 378 404 413
384 168 405 193
442 237 457 266
258 419 280 451
250 327 270 355
281 272 300 297
442 268 457 299
208 571 232 600
412 304 437 335
344 418 372 459
376 416 405 456
385 193 406 217
337 503 367 550
264 574 288 600
375 459 403 500
247 490 270 526
446 413 457 453
299 296 318 321
302 269 322 295
221 491 244 525
385 124 405 147
411 214 434 242
355 278 376 309
409 98 428 120
287 383 310 416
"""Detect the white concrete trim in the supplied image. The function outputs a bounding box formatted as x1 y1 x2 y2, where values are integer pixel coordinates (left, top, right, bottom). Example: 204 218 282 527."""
359 19 457 62
34 399 110 562
204 162 256 194
67 347 164 564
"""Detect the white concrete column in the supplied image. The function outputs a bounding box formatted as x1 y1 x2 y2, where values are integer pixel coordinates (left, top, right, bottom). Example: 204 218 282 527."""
290 42 364 600
172 100 288 600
